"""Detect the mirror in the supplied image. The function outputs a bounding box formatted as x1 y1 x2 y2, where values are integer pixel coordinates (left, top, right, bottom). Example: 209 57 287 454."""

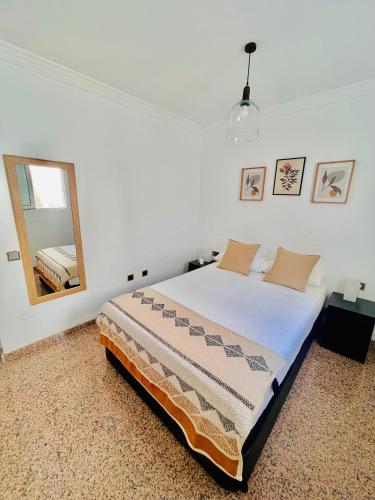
4 155 86 304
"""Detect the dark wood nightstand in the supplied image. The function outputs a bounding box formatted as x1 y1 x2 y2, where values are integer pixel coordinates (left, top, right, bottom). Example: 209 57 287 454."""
188 259 215 272
319 292 375 363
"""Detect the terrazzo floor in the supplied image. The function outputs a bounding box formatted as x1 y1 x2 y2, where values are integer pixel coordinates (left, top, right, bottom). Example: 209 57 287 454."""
1 324 374 499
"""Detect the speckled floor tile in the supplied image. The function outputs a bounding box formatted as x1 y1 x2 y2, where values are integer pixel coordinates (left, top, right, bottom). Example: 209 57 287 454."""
0 325 374 499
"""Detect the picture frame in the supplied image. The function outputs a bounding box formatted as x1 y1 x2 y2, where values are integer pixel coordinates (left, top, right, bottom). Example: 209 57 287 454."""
273 157 306 195
311 160 355 204
239 166 266 201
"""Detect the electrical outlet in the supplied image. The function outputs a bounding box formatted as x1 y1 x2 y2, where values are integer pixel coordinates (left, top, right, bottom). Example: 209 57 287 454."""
142 270 148 277
360 282 366 291
127 274 134 281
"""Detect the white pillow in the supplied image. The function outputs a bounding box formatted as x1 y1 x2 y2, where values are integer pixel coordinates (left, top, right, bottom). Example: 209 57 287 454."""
307 266 325 287
215 250 272 273
250 256 273 273
213 251 224 261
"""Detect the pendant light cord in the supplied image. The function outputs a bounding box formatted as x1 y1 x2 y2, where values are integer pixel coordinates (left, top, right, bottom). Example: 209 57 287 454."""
246 52 251 85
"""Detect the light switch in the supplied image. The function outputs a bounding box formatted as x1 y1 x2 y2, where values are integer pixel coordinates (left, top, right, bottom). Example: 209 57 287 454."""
6 251 20 262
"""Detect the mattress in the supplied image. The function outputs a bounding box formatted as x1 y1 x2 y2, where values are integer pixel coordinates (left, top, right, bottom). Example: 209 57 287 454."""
97 263 326 480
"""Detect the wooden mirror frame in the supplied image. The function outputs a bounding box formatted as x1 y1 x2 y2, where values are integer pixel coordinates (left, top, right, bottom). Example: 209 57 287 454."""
3 155 86 304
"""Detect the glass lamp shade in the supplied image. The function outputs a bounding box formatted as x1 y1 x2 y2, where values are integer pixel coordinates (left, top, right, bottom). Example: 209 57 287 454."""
226 99 260 143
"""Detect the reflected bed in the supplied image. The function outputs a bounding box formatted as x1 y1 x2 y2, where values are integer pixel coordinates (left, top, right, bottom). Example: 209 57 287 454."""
35 244 79 291
97 264 325 491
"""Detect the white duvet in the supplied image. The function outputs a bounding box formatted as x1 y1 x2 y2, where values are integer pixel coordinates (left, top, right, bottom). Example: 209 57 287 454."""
153 263 326 384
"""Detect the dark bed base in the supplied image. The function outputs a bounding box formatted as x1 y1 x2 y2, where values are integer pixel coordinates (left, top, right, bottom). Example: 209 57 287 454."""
105 312 323 492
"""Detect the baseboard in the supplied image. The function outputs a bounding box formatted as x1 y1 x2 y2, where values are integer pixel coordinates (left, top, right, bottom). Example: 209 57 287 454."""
0 343 5 363
62 319 96 335
5 319 96 361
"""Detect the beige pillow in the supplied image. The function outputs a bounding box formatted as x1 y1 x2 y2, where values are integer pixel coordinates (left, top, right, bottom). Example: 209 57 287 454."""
218 240 261 276
264 247 320 292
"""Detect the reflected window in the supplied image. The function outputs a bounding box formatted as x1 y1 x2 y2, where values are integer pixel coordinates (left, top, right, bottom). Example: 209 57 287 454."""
29 166 67 208
16 164 33 209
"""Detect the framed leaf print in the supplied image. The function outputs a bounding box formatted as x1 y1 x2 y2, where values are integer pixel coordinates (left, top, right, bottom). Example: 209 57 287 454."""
240 167 266 201
311 160 355 203
273 157 306 195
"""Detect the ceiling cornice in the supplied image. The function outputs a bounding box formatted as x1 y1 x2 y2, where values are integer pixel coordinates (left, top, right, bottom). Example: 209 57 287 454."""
1 39 374 132
262 78 375 120
0 40 201 132
205 77 375 129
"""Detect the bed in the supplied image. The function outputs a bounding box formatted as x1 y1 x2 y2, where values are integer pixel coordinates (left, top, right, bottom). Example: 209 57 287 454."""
35 244 79 291
97 263 326 491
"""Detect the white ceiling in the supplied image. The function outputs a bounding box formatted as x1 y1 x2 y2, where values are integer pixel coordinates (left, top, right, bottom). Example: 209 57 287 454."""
1 0 375 124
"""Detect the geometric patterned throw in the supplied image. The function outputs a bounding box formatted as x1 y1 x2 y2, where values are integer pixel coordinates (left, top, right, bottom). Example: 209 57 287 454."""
98 311 241 437
132 291 271 373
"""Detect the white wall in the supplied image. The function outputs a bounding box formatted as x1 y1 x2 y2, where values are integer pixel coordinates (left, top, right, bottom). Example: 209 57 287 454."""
1 51 374 354
24 207 75 265
0 60 202 353
198 85 375 302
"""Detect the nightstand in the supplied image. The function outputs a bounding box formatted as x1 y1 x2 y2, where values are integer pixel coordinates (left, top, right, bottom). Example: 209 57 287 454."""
319 292 375 363
188 259 215 272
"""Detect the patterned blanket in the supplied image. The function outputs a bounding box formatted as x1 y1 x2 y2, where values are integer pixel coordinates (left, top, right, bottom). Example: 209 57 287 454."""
97 287 285 480
35 245 78 290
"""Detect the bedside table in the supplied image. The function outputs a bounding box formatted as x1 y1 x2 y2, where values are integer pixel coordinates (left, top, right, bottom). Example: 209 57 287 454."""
319 292 375 363
188 259 215 272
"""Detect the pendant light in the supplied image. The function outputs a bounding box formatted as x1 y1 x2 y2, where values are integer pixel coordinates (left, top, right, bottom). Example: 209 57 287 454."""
226 42 260 143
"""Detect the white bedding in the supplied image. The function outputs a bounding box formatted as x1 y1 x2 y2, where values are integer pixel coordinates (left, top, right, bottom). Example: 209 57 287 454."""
153 263 326 384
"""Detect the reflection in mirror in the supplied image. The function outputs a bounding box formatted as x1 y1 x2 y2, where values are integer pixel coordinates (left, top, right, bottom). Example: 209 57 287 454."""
4 156 86 304
16 164 79 296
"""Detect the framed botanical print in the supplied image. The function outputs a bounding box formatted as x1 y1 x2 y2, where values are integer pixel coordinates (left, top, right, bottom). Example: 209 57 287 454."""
273 157 306 195
311 160 355 203
240 167 266 201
